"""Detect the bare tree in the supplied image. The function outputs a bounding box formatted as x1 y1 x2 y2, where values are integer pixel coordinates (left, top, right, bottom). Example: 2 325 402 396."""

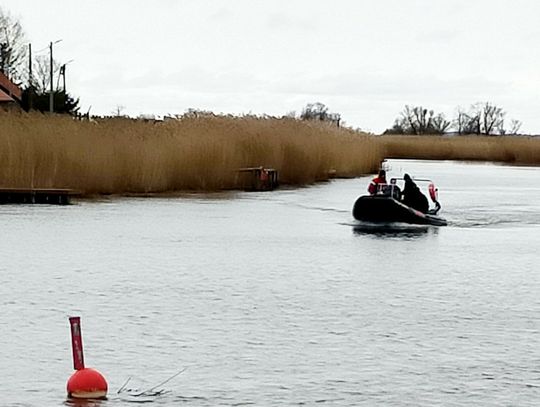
454 106 481 135
455 107 470 135
508 119 522 135
480 102 504 136
300 102 341 126
402 105 425 134
301 102 329 121
452 102 523 135
30 54 61 93
0 7 27 82
383 118 405 135
430 112 451 134
387 105 449 135
389 102 521 136
466 102 505 135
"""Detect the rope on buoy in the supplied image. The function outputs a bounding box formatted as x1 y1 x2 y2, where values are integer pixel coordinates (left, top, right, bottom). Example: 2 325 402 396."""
117 367 188 398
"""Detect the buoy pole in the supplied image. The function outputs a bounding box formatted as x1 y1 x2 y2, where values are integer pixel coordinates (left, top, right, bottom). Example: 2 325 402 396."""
66 316 108 400
69 317 85 370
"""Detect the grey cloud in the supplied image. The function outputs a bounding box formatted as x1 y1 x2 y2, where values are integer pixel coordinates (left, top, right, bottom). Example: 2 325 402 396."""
416 29 459 43
265 12 317 32
268 71 513 103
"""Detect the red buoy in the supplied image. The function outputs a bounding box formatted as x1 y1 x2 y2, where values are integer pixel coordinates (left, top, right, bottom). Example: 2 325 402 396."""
67 317 108 399
67 368 108 399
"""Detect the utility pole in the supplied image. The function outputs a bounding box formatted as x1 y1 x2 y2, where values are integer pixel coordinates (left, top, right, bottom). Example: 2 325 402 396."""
49 39 63 113
49 41 53 113
28 43 33 110
61 60 74 93
0 42 6 74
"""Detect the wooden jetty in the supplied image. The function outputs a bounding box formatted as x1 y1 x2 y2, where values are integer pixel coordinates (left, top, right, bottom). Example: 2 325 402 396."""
237 167 279 191
0 188 79 205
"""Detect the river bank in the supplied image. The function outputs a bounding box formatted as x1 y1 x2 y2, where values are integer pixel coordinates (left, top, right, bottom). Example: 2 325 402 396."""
0 112 381 195
1 112 539 196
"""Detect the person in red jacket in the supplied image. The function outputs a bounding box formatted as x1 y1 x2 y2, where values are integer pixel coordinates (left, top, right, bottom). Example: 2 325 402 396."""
368 169 387 195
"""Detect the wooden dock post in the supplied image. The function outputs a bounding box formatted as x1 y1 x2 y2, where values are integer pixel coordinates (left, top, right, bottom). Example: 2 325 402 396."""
0 188 79 205
237 167 279 191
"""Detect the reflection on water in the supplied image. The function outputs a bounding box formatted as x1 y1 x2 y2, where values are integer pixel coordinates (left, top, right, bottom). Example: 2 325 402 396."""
2 159 540 407
64 399 106 407
351 222 434 239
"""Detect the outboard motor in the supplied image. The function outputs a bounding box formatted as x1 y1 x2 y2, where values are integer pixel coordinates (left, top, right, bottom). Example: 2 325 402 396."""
428 183 441 215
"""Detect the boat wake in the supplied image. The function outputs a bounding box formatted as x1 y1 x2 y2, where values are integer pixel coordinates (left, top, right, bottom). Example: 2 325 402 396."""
443 209 540 229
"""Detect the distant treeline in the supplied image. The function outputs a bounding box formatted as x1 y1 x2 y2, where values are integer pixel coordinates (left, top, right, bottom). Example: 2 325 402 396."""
385 103 522 136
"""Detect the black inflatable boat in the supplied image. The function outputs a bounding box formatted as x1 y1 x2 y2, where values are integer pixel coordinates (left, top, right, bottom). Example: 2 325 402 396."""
353 177 448 226
352 195 447 226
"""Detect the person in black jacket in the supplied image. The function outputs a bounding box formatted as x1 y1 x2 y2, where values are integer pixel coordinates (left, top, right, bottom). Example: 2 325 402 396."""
401 174 429 213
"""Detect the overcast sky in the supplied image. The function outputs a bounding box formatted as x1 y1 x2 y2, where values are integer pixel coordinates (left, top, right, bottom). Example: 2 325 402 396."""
2 0 540 133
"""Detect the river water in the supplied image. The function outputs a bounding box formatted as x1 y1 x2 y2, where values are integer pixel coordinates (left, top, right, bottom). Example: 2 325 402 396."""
1 159 540 406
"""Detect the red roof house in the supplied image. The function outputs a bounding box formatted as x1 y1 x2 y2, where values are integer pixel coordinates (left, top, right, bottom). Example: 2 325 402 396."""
0 71 22 109
0 88 15 102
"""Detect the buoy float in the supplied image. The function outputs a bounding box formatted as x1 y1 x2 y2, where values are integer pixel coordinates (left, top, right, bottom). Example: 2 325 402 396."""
67 367 108 399
66 316 108 399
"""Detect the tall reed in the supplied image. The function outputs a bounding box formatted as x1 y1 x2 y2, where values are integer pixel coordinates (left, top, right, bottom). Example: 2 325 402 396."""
380 135 540 165
0 112 382 195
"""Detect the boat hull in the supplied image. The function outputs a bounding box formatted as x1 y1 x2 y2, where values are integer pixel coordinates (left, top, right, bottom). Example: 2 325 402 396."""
352 195 447 226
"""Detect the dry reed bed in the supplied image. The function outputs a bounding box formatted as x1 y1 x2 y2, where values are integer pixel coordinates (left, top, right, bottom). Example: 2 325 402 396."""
0 113 382 195
380 135 540 165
